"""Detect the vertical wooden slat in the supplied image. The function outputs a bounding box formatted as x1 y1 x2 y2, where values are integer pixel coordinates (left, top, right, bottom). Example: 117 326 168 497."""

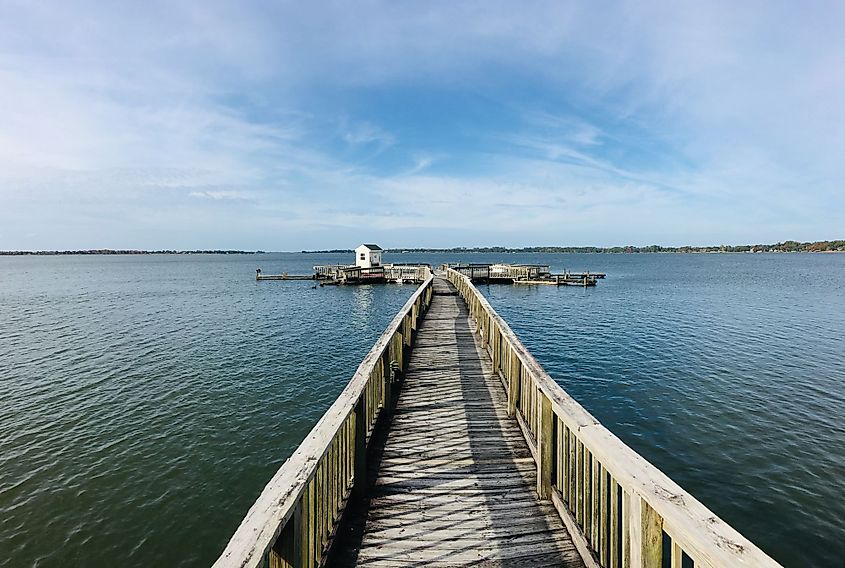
305 478 315 568
353 396 366 500
568 429 577 512
556 417 564 491
626 491 639 568
332 438 339 522
537 392 553 498
600 465 608 566
576 440 584 527
670 539 683 568
507 351 519 417
317 461 325 556
492 328 498 370
584 450 592 537
608 477 620 568
383 355 391 412
591 457 599 547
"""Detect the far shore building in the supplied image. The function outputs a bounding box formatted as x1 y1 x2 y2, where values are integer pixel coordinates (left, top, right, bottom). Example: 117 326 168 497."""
355 244 383 269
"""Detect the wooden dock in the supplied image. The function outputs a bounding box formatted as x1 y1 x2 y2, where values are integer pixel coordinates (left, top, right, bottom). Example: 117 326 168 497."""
447 264 605 286
332 277 584 567
258 265 431 284
215 268 783 568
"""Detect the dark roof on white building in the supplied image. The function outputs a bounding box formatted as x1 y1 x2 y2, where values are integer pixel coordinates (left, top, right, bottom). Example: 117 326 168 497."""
358 244 383 251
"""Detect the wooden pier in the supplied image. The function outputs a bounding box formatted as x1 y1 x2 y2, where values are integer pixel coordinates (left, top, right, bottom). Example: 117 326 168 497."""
215 268 782 568
258 265 431 284
448 264 606 286
256 269 316 281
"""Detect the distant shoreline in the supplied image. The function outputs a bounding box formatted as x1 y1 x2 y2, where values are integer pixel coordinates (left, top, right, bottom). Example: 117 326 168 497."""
2 240 843 255
303 240 844 254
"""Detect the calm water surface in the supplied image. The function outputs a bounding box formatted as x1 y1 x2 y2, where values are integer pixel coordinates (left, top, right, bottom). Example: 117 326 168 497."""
1 252 843 567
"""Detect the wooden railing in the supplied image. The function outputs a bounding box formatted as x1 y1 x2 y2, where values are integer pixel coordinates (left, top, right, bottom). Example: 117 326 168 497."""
446 268 782 568
213 270 434 568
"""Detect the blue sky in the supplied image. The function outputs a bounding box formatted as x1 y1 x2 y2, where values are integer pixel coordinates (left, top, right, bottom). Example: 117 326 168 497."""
1 1 843 250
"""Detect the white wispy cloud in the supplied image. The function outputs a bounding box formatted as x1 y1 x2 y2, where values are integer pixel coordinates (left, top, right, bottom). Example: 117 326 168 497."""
343 122 395 149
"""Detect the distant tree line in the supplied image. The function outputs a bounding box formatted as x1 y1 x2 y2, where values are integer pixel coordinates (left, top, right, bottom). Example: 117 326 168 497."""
305 240 845 254
5 240 844 255
301 249 354 253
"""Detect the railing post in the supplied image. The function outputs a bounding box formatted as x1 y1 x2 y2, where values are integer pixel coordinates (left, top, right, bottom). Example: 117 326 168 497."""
537 392 553 499
627 494 662 568
641 500 663 568
353 396 366 501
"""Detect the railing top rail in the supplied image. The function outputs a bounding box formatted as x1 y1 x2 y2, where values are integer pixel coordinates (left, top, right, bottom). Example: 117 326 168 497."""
446 267 781 568
214 269 433 568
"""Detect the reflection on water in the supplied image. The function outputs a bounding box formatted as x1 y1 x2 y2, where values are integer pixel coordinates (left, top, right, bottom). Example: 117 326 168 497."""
352 284 375 318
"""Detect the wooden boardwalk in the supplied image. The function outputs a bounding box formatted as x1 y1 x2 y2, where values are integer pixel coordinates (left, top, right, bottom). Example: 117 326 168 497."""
335 277 585 567
215 268 782 568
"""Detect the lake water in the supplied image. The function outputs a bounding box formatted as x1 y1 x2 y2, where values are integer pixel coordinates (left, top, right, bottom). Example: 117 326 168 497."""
1 253 843 567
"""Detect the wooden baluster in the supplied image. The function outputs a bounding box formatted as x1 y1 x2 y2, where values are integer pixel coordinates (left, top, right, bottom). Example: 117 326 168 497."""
316 461 325 557
353 396 366 501
537 392 553 498
305 478 315 568
600 466 608 566
507 351 519 417
576 440 584 527
568 429 576 512
592 457 599 547
382 355 391 412
556 417 564 491
610 477 620 568
584 450 592 540
670 538 683 568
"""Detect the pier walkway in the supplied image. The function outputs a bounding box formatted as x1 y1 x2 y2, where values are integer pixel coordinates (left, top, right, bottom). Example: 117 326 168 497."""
334 277 583 566
214 269 782 568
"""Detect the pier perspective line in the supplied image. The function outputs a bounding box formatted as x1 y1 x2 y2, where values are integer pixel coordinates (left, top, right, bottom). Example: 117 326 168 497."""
214 267 782 568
